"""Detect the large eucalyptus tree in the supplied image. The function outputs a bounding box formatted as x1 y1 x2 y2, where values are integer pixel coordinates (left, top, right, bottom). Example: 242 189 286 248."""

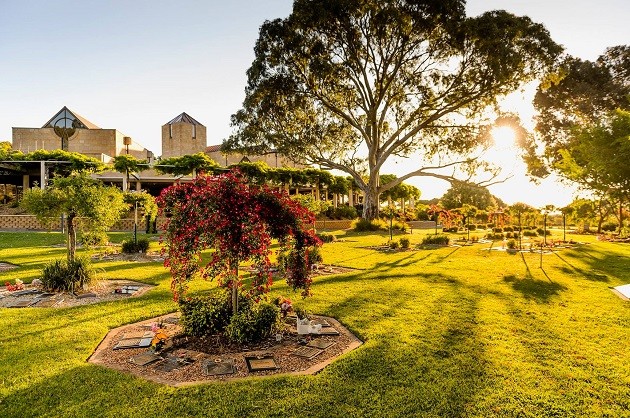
226 0 561 219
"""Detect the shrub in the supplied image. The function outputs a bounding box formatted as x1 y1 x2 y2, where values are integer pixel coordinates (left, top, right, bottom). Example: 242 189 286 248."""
503 226 514 232
80 231 109 248
326 205 358 220
523 230 538 237
493 227 503 233
399 237 410 249
179 292 233 337
353 218 387 231
601 221 618 232
308 246 323 264
442 227 458 233
485 232 504 240
512 226 521 231
121 238 150 253
506 239 517 249
466 224 477 231
470 236 479 243
389 240 400 249
486 223 494 229
317 232 336 243
505 232 513 238
421 234 450 245
41 256 95 292
225 302 281 345
536 228 552 236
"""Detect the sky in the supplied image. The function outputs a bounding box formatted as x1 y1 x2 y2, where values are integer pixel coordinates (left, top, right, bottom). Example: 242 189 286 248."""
1 0 628 207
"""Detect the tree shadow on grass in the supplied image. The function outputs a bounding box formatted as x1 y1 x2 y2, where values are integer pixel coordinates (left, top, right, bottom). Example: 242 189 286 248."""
0 279 489 418
503 275 567 303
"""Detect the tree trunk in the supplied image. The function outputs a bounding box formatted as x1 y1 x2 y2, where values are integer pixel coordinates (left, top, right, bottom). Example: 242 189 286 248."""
362 182 380 220
619 198 623 232
230 257 238 315
67 213 77 262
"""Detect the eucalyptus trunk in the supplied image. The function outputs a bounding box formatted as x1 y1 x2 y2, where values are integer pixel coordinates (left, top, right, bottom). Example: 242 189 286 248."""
66 213 77 262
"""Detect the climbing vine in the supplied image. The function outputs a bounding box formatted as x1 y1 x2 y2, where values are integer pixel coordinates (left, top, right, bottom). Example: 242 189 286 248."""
157 171 321 305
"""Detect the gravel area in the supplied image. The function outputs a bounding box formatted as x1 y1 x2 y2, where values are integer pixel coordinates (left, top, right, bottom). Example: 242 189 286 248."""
0 280 154 308
89 313 362 386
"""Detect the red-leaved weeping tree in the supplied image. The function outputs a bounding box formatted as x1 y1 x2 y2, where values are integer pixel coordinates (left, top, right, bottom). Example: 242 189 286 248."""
157 171 321 314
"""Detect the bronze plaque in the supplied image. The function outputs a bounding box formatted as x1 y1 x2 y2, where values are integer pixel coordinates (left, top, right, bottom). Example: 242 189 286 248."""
245 356 278 372
307 339 335 350
292 346 323 359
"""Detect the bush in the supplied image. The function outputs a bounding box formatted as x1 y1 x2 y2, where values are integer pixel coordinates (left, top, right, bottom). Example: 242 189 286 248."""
503 226 514 232
505 232 513 238
308 246 323 264
601 221 618 232
421 234 450 245
121 238 150 253
225 302 281 345
466 224 477 231
442 227 458 233
486 223 494 229
399 237 410 249
41 256 95 292
470 236 480 243
317 232 336 243
80 231 109 248
325 205 358 220
179 292 233 337
523 230 538 237
506 239 517 249
389 240 400 249
353 218 387 232
493 227 503 233
536 228 552 236
485 232 504 240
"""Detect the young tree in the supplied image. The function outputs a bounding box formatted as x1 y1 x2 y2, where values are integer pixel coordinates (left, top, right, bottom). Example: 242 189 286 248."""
227 0 561 219
439 181 495 210
21 173 128 261
157 171 321 313
155 152 220 178
113 154 148 191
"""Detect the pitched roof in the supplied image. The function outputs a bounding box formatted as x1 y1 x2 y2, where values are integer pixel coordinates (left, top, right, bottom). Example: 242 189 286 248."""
206 144 222 152
42 106 100 129
166 112 204 126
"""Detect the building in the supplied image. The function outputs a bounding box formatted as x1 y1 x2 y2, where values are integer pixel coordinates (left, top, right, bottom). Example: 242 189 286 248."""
12 106 151 162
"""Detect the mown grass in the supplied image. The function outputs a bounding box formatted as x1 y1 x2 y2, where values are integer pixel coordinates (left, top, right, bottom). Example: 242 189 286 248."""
0 230 628 417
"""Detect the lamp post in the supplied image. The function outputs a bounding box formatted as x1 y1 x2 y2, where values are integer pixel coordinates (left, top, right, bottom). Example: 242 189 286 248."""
123 137 132 191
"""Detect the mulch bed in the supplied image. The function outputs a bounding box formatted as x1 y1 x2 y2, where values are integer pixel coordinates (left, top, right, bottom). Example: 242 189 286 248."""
0 280 154 309
89 313 362 386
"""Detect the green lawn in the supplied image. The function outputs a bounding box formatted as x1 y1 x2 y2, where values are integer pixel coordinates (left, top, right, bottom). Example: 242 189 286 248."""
0 230 628 417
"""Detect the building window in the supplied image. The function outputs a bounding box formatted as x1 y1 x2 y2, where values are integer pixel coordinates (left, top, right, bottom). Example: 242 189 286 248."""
192 124 196 139
169 125 172 139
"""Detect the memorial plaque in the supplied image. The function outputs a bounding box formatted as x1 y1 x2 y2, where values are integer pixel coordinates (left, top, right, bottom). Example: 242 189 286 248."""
14 289 41 296
76 292 97 299
245 356 278 372
310 318 331 327
114 338 143 350
123 331 154 339
318 327 340 336
114 337 152 350
307 339 335 350
36 293 56 299
129 352 161 366
292 346 323 359
7 299 35 308
35 297 62 307
203 359 236 376
154 357 194 372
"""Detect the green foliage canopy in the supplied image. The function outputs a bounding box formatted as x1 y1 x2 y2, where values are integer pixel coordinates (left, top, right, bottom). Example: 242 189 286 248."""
227 0 562 219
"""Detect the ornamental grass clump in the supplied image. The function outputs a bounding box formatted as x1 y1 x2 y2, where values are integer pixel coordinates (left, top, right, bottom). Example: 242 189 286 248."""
121 238 150 254
421 234 450 246
41 256 94 292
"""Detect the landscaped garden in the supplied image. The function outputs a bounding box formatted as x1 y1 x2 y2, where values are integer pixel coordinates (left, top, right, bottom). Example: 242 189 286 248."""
1 226 628 417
